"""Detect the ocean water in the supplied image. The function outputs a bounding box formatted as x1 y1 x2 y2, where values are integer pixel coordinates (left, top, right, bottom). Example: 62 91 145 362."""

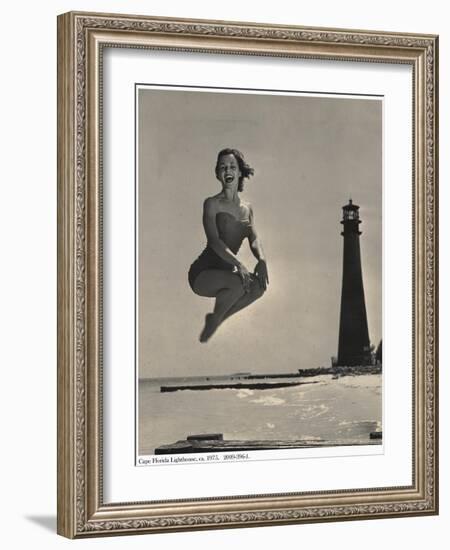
138 374 382 455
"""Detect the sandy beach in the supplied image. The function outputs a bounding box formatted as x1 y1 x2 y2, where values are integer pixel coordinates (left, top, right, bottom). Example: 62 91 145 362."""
139 373 382 456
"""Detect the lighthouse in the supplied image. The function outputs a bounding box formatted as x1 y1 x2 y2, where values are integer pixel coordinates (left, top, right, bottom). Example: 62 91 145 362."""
337 200 372 366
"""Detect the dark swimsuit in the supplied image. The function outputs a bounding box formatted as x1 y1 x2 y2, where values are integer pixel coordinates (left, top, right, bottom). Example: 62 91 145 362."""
188 211 252 292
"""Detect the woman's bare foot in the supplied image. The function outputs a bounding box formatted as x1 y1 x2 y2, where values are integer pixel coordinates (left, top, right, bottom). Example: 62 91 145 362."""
199 313 220 343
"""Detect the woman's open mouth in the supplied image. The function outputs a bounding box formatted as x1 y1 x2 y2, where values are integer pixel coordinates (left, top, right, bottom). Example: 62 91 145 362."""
225 175 234 183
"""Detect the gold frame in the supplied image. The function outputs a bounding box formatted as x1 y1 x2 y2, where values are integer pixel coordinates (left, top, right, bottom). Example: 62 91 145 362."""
57 11 439 538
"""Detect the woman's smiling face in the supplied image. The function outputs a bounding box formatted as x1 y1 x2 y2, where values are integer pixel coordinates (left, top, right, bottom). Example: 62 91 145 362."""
216 153 242 190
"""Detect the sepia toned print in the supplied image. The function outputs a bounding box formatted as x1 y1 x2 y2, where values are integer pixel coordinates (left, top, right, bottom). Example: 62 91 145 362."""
138 86 382 457
57 12 438 537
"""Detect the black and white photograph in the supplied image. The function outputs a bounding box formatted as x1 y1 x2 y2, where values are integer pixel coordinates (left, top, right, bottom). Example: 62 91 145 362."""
51 5 438 541
137 86 383 459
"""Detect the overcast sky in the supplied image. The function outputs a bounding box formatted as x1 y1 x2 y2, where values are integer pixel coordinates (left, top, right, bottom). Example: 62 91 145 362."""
138 87 382 378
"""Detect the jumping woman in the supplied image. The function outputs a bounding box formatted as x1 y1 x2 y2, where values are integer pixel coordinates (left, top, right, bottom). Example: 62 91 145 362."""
188 148 269 342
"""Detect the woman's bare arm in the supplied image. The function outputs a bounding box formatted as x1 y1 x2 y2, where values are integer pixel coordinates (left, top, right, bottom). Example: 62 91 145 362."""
248 206 266 261
248 206 269 289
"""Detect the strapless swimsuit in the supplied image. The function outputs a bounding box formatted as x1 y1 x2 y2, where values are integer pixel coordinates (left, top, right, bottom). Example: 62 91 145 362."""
188 211 252 292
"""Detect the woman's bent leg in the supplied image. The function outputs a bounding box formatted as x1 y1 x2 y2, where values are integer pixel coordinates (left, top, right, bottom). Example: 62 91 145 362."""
221 275 265 322
192 269 245 341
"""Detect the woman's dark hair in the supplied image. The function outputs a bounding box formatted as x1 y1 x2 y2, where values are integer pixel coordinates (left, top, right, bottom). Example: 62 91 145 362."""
215 148 255 192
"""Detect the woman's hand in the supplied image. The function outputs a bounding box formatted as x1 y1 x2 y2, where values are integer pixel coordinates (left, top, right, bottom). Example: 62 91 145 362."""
236 264 252 293
254 259 269 291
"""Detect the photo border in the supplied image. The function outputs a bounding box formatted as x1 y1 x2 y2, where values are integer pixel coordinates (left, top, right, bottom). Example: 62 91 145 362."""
57 11 438 538
135 82 384 466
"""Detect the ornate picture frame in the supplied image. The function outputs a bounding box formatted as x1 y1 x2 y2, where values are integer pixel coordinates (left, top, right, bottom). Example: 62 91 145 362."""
57 11 438 538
